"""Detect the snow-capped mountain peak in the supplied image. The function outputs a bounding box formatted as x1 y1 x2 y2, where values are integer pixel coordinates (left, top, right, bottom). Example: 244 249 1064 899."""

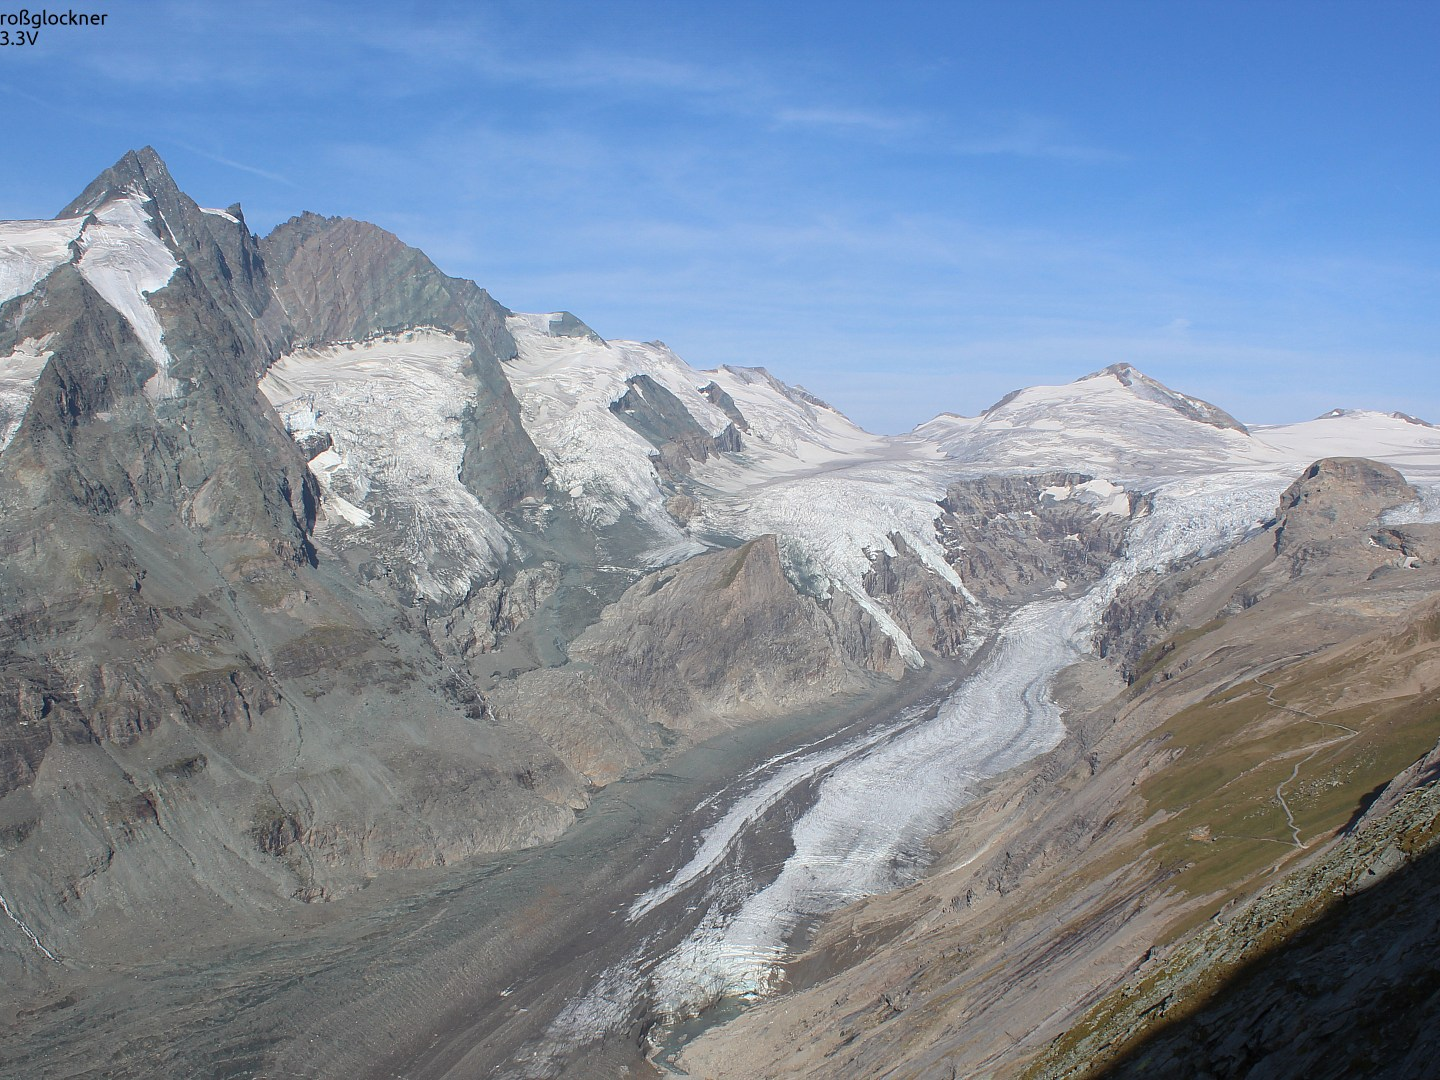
1077 363 1249 432
915 364 1256 479
1316 407 1434 428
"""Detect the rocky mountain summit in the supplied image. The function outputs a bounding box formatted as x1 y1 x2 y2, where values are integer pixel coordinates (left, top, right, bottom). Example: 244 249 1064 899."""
2 150 1439 1079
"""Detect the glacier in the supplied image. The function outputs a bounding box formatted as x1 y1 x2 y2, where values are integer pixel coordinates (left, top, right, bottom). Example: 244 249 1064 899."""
530 470 1290 1065
74 194 181 399
260 328 511 601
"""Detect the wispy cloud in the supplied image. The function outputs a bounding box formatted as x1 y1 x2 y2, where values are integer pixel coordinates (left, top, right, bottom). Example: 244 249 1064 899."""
773 106 925 134
952 115 1121 162
173 143 294 186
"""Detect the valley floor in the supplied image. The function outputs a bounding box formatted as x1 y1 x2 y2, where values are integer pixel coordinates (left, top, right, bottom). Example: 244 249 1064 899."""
0 659 959 1080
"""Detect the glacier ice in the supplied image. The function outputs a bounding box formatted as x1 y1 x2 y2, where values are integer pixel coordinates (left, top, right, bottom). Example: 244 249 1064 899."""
261 328 510 601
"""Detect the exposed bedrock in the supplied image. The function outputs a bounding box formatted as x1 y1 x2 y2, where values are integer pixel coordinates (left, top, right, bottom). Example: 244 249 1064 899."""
861 533 970 658
609 373 744 483
937 471 1139 607
1099 457 1429 681
479 534 905 785
568 535 877 730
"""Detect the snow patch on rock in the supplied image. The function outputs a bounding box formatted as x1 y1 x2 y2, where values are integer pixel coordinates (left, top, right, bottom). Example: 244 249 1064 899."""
0 334 56 451
74 194 181 400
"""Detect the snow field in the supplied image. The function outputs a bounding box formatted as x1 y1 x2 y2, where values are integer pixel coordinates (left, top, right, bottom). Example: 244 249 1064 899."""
74 194 181 399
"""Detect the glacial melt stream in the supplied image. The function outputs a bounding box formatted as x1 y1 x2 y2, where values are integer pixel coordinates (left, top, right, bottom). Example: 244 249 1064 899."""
526 473 1285 1072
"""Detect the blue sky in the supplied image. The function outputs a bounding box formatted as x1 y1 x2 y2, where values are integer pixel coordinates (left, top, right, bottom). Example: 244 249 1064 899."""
2 0 1436 432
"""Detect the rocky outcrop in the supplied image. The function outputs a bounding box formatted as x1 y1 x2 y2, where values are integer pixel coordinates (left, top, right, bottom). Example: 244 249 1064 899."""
1098 457 1423 681
429 562 562 661
862 534 970 657
938 472 1137 605
699 379 750 432
480 534 897 782
571 535 869 730
1273 456 1416 558
609 373 743 481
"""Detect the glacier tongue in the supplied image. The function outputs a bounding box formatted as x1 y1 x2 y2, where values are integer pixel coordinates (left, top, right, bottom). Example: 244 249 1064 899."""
261 328 510 601
589 472 1287 1026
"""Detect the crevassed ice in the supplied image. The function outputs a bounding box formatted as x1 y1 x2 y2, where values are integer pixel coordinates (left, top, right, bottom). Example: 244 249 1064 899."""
260 328 510 600
1382 483 1440 526
505 313 731 562
504 312 981 657
694 446 970 668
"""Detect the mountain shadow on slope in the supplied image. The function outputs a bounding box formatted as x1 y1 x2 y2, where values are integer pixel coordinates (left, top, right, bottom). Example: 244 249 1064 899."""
1094 836 1440 1080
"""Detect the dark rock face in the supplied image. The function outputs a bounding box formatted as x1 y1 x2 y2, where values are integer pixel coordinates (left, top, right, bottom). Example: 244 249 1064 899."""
699 380 751 432
59 146 291 374
609 373 743 480
862 534 969 657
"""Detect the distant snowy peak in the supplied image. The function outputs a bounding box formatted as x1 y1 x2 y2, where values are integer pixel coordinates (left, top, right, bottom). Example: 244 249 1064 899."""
1253 410 1440 484
1316 407 1434 429
978 363 1246 433
1082 363 1249 433
916 364 1256 478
